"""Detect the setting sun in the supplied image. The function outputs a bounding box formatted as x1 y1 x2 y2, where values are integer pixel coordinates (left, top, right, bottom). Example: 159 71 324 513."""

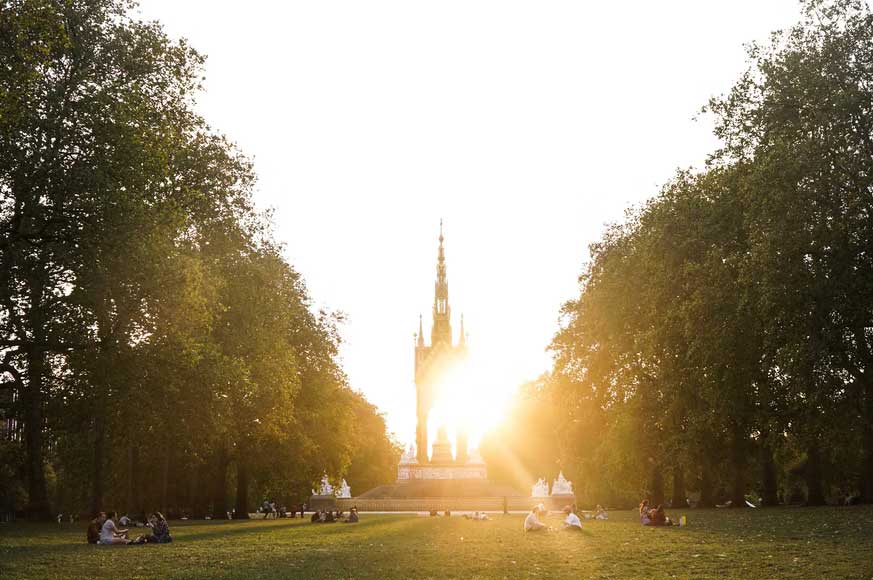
425 355 516 456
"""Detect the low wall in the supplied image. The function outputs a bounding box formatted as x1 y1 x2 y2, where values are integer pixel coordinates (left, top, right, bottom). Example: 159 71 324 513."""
334 496 575 513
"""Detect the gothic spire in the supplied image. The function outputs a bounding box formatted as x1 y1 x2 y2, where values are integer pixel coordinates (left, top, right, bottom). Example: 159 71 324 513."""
431 219 452 346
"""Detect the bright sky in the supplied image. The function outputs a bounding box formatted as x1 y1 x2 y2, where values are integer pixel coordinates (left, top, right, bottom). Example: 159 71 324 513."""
137 0 800 446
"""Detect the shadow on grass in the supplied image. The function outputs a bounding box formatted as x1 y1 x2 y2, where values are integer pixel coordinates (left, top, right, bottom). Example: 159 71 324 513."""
178 514 412 542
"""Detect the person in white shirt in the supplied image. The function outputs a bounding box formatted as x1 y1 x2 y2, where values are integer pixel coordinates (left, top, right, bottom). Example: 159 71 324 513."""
562 506 583 531
523 504 547 532
100 512 131 545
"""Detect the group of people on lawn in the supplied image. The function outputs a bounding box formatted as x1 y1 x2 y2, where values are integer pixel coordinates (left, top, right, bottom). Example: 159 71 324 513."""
524 504 606 532
310 507 359 523
638 500 674 526
85 500 668 543
86 511 172 545
525 499 672 531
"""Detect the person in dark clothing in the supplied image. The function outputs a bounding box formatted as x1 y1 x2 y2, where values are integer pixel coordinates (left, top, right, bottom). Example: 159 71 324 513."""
650 505 673 526
87 512 106 544
310 511 320 523
144 512 173 543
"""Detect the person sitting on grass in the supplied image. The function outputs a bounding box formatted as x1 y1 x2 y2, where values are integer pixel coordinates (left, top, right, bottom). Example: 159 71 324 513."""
100 512 132 545
310 510 320 523
346 507 359 523
524 504 547 532
639 500 652 526
595 505 608 520
649 505 673 526
145 512 172 543
562 506 583 531
87 512 106 544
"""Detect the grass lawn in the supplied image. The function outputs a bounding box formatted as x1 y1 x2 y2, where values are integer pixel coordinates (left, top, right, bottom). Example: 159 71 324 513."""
1 506 872 579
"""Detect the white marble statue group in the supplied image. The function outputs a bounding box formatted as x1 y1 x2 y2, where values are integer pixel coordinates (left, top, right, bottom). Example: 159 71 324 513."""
312 474 352 499
531 471 574 497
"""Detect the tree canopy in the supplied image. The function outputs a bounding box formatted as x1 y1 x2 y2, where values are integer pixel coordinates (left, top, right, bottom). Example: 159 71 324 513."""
0 0 399 520
486 0 873 508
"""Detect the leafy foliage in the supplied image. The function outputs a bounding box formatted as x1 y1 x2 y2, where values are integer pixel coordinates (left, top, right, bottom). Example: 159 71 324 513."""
0 0 397 520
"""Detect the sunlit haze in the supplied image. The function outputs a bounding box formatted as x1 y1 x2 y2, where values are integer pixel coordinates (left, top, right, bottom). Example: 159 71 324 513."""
136 0 800 446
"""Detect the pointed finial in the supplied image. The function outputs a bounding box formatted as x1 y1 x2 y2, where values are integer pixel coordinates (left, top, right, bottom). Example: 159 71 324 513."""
439 218 444 243
459 314 466 346
418 314 424 346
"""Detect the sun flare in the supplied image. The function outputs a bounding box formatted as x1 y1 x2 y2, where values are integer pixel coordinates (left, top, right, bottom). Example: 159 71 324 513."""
425 354 515 455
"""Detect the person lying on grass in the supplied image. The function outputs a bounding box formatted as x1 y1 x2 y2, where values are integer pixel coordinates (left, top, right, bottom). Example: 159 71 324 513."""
562 506 582 531
524 504 548 532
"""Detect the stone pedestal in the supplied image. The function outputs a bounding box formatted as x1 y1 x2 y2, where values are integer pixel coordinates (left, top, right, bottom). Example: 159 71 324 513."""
308 495 337 511
397 463 487 481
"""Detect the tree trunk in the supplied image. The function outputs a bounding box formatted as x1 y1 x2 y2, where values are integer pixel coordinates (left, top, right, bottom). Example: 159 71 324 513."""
188 462 201 518
213 445 229 518
861 377 873 503
671 463 686 508
730 428 746 508
126 444 135 514
90 413 105 515
760 438 779 507
650 468 664 506
160 446 170 514
699 464 715 508
805 443 826 506
235 458 250 518
23 345 50 520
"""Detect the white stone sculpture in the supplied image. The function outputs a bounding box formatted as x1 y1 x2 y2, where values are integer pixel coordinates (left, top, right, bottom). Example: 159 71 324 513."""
466 447 485 465
531 477 550 497
551 470 574 495
312 473 334 496
336 478 351 498
399 444 418 465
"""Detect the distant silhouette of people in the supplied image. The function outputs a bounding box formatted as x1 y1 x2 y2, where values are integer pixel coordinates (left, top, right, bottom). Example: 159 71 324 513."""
346 508 359 523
